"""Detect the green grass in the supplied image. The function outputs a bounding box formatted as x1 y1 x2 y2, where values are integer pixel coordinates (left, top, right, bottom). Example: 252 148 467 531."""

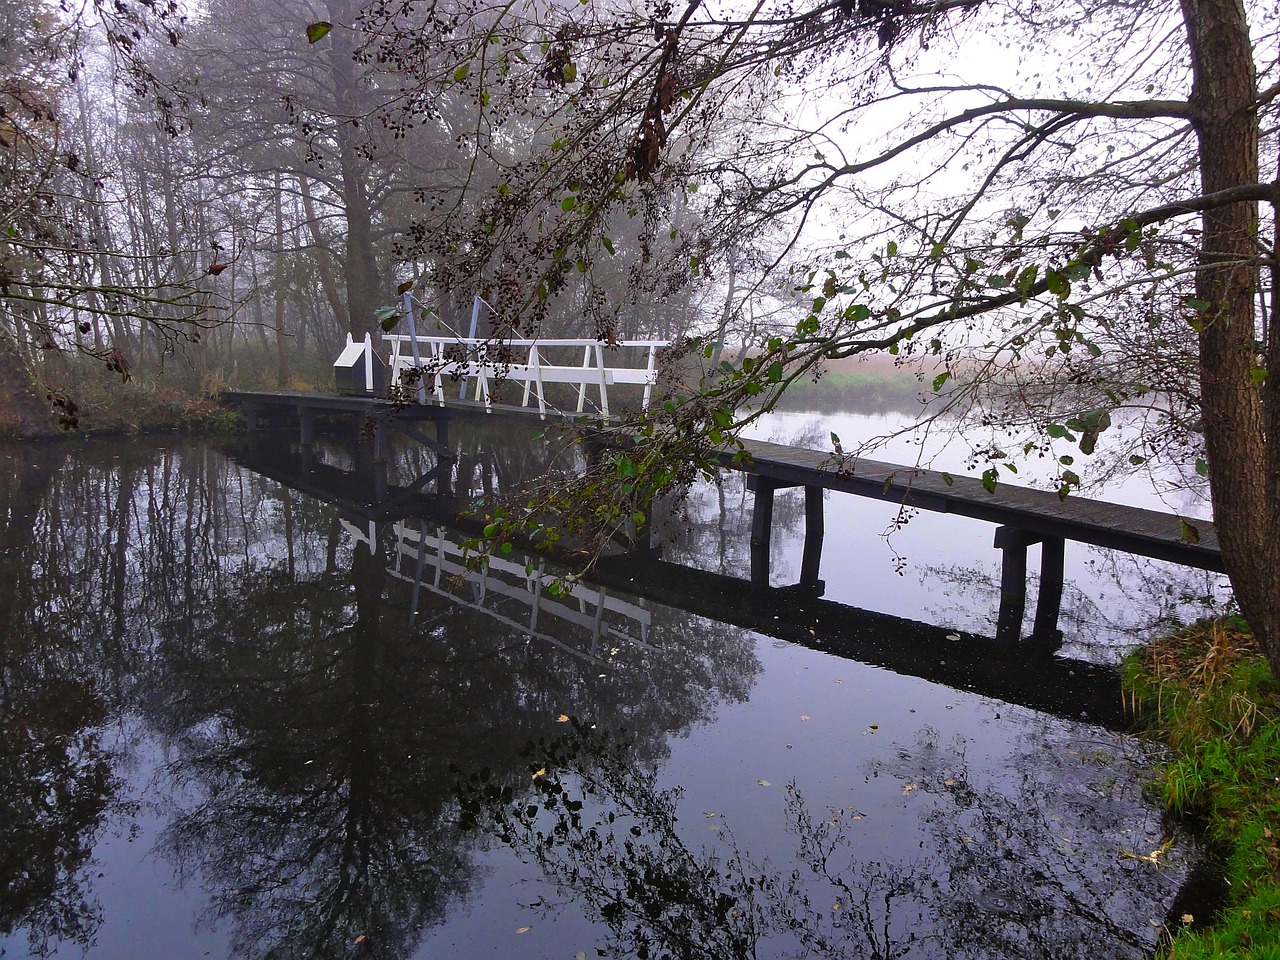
1123 619 1280 958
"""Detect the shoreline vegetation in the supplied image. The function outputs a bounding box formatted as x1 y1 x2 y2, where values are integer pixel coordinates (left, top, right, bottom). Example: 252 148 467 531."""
0 363 239 440
1123 620 1280 958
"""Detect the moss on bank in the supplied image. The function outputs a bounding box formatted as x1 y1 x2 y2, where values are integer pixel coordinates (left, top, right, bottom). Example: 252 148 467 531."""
1123 619 1280 957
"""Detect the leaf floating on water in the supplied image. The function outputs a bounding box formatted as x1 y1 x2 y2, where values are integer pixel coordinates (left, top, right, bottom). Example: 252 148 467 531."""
757 779 772 787
556 714 570 723
354 935 366 944
833 679 843 685
902 783 917 796
516 926 532 934
532 767 546 780
800 715 811 721
946 633 961 641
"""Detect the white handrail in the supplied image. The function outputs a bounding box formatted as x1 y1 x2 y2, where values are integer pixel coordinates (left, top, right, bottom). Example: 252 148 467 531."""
384 332 669 417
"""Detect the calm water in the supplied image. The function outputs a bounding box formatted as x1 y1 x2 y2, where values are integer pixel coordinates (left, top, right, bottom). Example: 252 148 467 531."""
0 412 1221 959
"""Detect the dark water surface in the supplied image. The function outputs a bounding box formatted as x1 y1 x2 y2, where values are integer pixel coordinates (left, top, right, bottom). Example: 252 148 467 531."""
0 417 1211 959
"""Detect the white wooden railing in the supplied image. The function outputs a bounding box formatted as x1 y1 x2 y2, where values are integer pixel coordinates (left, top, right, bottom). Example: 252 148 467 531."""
385 293 667 417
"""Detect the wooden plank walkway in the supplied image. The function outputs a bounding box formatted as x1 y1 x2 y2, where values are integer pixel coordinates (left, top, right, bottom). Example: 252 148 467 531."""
721 437 1222 572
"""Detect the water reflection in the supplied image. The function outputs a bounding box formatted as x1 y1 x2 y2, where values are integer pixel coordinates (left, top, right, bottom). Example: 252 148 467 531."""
0 445 123 958
0 428 1193 959
460 716 1178 959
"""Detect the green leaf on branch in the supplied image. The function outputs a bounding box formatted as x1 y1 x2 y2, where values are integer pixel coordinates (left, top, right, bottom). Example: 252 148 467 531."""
1180 520 1200 544
1195 457 1208 477
306 21 333 42
767 361 783 383
1045 269 1070 298
981 468 998 494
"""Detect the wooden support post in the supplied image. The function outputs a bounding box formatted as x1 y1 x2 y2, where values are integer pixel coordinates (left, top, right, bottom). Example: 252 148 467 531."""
1032 536 1066 642
435 415 452 497
799 485 825 592
298 406 314 446
749 475 777 590
994 525 1029 641
372 422 389 501
994 527 1066 643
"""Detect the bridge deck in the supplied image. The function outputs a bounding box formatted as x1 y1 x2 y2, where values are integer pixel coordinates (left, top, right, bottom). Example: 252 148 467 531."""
723 437 1221 572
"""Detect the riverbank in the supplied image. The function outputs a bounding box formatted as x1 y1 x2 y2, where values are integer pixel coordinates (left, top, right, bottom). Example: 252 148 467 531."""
0 365 240 439
1123 619 1280 957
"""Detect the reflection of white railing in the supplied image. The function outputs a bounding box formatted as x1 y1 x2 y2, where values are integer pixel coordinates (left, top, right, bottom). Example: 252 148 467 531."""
372 521 652 659
386 292 667 417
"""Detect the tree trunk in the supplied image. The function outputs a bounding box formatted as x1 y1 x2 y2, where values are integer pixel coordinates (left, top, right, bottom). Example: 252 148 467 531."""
274 170 291 389
1181 0 1280 673
326 0 383 339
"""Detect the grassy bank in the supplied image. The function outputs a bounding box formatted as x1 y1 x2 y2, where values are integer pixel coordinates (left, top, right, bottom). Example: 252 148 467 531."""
0 363 240 439
1123 619 1280 957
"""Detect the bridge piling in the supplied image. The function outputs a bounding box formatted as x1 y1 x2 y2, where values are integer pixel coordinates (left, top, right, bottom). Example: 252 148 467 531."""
994 525 1066 642
749 475 825 593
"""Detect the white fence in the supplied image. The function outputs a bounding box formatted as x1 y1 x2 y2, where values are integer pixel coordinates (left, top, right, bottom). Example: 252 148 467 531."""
384 293 668 417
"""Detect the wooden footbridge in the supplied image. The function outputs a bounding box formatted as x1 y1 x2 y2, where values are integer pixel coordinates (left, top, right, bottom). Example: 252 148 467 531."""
221 323 1222 645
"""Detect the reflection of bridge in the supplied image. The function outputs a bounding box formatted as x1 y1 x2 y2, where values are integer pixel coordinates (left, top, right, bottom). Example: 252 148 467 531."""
225 437 1131 731
221 382 1223 644
342 517 652 664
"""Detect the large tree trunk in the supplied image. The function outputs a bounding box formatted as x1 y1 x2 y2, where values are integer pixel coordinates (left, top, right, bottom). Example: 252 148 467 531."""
1181 0 1280 672
327 0 383 339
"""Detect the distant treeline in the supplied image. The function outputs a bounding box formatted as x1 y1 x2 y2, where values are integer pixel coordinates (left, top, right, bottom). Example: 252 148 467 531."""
772 369 931 415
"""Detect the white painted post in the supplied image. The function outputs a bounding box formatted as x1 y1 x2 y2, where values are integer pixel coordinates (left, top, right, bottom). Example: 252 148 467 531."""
403 290 426 404
595 343 609 417
576 344 592 413
643 344 658 409
460 295 483 399
363 332 374 393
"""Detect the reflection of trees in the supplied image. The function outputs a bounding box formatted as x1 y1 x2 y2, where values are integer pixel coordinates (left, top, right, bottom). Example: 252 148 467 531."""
142 434 760 958
0 445 121 956
464 720 1186 960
